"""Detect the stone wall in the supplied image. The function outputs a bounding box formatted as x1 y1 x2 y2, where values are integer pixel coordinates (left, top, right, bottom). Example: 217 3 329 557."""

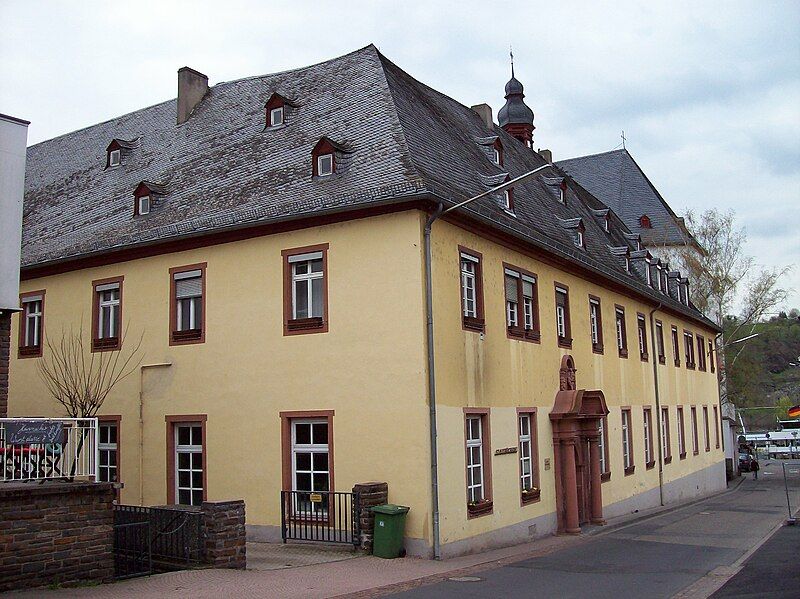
0 481 116 592
352 482 388 553
0 311 10 418
200 500 246 569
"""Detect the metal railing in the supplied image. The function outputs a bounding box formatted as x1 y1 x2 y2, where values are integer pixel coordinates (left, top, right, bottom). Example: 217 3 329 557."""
0 418 98 482
281 490 360 547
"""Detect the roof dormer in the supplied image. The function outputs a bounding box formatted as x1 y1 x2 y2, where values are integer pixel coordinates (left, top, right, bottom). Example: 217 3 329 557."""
542 176 566 204
639 214 653 229
265 92 298 129
558 218 585 249
105 138 136 169
608 246 631 273
311 137 353 178
473 135 504 166
624 232 643 251
133 181 166 216
592 208 611 232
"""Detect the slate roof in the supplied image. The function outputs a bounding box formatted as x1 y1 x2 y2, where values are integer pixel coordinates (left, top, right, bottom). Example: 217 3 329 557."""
556 149 699 249
21 45 716 330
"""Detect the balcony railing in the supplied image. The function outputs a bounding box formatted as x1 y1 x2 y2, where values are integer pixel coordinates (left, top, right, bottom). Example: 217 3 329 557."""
0 418 98 483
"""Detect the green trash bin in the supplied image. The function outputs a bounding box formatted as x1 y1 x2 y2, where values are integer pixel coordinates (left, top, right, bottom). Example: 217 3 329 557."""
371 504 410 558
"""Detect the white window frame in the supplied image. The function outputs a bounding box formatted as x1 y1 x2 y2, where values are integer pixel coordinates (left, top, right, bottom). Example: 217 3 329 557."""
661 407 670 460
555 288 568 340
616 309 625 351
691 408 699 454
576 230 584 248
522 276 535 331
290 254 324 320
270 105 284 127
291 419 330 515
644 409 652 464
108 149 121 167
138 195 151 215
505 269 519 328
460 254 478 318
598 418 608 474
317 153 333 176
638 316 646 356
98 422 118 484
518 414 534 492
645 259 652 285
656 321 664 359
503 190 512 211
97 285 120 339
677 408 686 456
466 415 485 503
493 147 501 165
175 423 203 506
175 271 203 332
23 297 42 347
590 299 600 346
622 410 632 469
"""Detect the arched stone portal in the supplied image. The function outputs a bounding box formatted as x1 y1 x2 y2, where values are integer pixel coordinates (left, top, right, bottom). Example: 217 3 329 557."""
549 355 609 533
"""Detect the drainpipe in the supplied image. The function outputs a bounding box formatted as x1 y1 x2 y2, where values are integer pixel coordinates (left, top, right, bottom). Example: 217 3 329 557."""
422 163 553 560
139 362 172 506
648 304 664 506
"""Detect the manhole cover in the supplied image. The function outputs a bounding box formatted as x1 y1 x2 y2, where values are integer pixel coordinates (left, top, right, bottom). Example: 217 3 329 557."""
449 576 482 582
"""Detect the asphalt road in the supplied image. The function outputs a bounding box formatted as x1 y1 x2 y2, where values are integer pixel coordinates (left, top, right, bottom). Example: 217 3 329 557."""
387 461 800 599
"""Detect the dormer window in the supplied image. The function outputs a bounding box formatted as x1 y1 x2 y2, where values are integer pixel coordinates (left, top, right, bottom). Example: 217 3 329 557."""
503 188 514 212
645 258 652 286
133 180 165 216
559 181 567 204
576 229 584 248
105 138 135 168
137 194 151 215
493 140 504 166
108 149 121 167
317 154 333 176
625 256 631 273
269 106 284 127
640 214 652 229
604 215 610 231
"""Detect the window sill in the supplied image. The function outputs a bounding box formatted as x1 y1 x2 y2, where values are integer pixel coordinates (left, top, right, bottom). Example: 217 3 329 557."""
592 345 604 355
463 316 485 333
624 465 635 476
92 337 120 352
693 450 699 456
467 500 493 518
646 460 656 470
687 363 696 370
601 472 611 482
18 345 42 358
558 337 573 349
664 456 672 464
679 452 687 460
674 360 681 367
521 489 541 504
640 353 649 362
619 349 628 359
287 317 324 332
507 327 541 343
658 356 666 365
171 328 203 343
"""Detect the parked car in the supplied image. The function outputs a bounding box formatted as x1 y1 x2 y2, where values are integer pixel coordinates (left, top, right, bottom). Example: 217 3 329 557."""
739 452 754 472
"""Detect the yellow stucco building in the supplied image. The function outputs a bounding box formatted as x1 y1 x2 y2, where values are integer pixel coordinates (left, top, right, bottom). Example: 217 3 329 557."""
8 46 724 557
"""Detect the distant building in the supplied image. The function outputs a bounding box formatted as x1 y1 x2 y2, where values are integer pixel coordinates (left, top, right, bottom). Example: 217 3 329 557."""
0 113 29 418
9 46 723 557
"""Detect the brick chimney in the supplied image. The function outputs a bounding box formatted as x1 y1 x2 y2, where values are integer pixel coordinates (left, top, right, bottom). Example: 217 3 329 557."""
177 67 209 125
470 104 493 129
539 149 553 163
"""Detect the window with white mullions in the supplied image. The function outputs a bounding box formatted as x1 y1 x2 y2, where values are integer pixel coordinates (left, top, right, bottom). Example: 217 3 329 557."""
644 408 653 464
598 418 608 475
270 106 284 127
518 415 535 493
175 424 203 506
97 285 120 339
466 416 484 503
23 298 42 347
461 257 478 318
98 422 118 484
290 254 324 319
622 410 632 470
522 276 535 330
505 271 519 327
175 272 203 331
291 420 330 515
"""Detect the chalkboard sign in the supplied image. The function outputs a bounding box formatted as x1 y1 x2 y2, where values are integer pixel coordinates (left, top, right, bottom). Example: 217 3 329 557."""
5 420 64 445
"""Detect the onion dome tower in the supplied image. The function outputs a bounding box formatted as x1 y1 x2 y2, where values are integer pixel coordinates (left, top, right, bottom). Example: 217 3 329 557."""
497 57 535 147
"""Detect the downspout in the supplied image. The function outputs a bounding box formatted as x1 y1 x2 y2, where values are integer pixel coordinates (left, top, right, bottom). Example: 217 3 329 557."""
421 162 553 560
139 362 172 506
649 304 664 507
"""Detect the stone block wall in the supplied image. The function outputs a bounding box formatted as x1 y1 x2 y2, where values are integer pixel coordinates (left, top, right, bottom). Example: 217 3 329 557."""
352 482 388 553
0 481 116 592
0 311 10 418
200 500 246 569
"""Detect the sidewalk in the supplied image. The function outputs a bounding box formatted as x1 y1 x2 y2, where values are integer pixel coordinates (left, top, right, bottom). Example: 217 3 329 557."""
5 469 792 599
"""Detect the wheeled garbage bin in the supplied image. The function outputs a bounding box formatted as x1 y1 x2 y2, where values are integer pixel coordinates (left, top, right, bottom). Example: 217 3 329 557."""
371 504 409 558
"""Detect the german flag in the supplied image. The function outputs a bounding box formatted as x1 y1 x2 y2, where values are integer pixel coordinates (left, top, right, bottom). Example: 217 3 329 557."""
788 405 800 418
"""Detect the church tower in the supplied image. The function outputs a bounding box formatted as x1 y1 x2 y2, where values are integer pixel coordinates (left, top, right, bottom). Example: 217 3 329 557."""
498 59 535 147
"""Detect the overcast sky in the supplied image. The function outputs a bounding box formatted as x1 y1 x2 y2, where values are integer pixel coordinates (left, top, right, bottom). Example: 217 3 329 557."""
2 1 798 310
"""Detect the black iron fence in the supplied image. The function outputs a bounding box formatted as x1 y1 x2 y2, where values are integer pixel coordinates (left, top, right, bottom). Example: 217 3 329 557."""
113 505 203 578
280 490 360 547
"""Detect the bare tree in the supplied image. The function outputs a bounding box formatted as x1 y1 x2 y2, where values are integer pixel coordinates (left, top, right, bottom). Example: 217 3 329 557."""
37 323 144 418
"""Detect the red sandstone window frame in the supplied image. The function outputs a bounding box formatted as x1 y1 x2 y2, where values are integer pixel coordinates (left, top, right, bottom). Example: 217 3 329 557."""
165 414 208 505
655 319 666 364
637 313 649 362
459 247 485 333
503 263 540 343
714 406 721 449
615 304 628 358
282 244 329 336
677 406 687 459
661 406 672 464
554 282 572 349
91 275 124 352
169 263 207 345
643 406 655 469
464 408 492 518
517 408 540 505
684 330 696 369
621 407 635 475
709 339 716 373
98 415 122 501
703 406 710 452
18 289 46 359
671 325 680 367
588 295 604 354
599 416 611 482
697 334 707 371
690 406 699 455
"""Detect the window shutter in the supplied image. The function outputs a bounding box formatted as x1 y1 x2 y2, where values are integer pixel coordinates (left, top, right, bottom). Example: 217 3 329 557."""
95 283 119 292
504 274 519 300
175 276 202 299
522 279 534 298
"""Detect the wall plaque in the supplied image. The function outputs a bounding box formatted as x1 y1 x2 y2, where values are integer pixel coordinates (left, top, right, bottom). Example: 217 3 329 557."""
544 458 551 471
494 447 518 456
